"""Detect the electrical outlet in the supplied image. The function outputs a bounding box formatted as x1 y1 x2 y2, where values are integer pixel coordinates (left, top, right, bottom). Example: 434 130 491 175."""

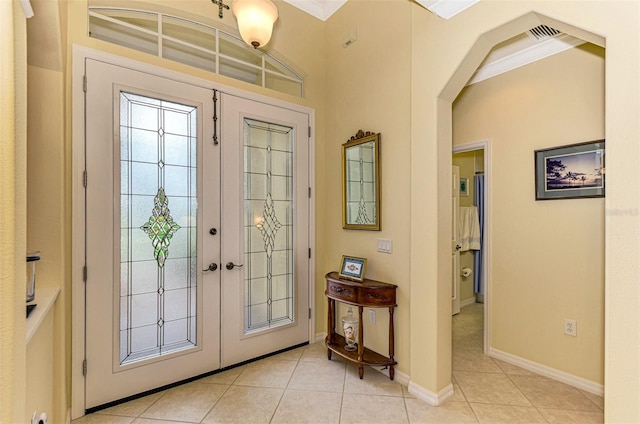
369 309 376 324
564 319 577 337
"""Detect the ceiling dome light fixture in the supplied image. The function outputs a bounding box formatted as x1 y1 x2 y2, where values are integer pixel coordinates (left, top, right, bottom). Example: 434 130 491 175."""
231 0 278 49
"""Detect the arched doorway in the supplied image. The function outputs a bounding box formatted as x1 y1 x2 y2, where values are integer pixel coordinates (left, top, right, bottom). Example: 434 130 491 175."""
451 37 605 392
407 8 640 420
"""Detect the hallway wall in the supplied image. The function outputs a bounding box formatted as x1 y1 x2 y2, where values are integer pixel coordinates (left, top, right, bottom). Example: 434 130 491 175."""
453 44 605 384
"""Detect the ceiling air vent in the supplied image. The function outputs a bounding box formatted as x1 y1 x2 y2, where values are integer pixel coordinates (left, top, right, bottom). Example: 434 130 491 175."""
528 25 562 41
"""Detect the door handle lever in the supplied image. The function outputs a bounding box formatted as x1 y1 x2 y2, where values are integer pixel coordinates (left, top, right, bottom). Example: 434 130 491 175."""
203 263 218 272
226 262 244 270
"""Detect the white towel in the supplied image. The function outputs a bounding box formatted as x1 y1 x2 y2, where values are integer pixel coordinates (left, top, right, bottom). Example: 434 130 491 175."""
459 206 481 251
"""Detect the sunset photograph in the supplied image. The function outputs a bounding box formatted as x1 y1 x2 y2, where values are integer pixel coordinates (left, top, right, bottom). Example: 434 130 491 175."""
545 150 604 191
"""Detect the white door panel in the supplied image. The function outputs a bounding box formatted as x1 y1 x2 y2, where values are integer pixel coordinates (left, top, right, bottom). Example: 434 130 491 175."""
220 94 310 366
85 59 220 408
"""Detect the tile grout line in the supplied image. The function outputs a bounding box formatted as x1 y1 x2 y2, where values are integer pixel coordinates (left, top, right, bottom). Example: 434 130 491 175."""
196 381 233 423
337 352 349 423
400 387 413 424
269 351 303 423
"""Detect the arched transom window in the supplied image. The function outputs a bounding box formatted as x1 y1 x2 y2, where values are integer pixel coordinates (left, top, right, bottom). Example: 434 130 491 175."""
89 7 303 97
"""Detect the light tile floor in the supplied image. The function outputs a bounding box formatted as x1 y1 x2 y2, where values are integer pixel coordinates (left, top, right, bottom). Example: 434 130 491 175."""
74 303 603 423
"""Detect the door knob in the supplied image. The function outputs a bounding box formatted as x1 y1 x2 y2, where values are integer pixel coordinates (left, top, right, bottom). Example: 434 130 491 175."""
203 263 218 272
209 228 217 235
455 244 462 251
226 262 244 270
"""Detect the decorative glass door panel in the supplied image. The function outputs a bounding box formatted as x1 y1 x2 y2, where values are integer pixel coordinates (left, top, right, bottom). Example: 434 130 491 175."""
84 59 219 410
244 119 294 333
119 92 198 365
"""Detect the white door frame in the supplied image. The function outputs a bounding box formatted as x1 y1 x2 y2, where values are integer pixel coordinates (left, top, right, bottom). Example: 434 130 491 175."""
452 165 461 315
452 139 491 354
71 45 316 419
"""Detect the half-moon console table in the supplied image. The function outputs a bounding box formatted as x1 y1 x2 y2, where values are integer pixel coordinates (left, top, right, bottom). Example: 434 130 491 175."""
324 271 398 379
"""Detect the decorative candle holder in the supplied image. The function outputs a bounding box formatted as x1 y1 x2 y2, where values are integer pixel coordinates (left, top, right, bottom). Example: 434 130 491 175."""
342 307 358 351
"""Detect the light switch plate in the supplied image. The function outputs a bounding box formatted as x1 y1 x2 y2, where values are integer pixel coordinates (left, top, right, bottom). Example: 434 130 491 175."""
377 239 392 254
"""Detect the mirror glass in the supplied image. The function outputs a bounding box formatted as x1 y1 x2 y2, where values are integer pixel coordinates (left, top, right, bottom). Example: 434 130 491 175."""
342 131 380 230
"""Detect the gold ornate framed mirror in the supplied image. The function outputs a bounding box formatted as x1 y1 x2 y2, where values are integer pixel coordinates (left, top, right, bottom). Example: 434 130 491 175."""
342 130 380 230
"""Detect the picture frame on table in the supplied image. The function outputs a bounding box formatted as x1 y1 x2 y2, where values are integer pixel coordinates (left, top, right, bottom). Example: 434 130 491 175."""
338 255 367 282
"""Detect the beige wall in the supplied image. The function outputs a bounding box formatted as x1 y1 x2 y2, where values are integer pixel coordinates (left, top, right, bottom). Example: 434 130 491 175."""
26 65 66 307
453 152 475 208
25 0 70 419
324 1 412 374
412 2 640 421
0 2 28 422
454 45 605 383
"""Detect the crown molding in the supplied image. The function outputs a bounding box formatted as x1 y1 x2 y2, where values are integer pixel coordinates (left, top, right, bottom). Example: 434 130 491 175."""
468 34 586 86
21 0 34 18
414 0 479 19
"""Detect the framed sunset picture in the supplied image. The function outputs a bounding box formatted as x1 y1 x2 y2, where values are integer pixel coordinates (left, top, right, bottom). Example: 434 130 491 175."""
535 140 605 200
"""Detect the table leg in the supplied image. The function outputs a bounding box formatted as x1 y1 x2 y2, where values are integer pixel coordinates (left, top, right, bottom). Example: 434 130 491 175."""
327 297 334 360
389 306 395 380
358 306 364 378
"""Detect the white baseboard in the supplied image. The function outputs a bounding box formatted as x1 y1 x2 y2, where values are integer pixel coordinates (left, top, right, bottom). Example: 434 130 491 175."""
460 297 477 308
488 347 604 396
408 381 454 406
311 335 455 407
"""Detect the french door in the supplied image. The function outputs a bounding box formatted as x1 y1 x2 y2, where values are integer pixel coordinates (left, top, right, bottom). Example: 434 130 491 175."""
220 94 309 366
83 59 309 409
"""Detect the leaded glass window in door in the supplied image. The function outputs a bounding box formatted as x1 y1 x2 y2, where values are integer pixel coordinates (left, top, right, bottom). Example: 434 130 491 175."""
244 119 294 333
119 91 198 365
